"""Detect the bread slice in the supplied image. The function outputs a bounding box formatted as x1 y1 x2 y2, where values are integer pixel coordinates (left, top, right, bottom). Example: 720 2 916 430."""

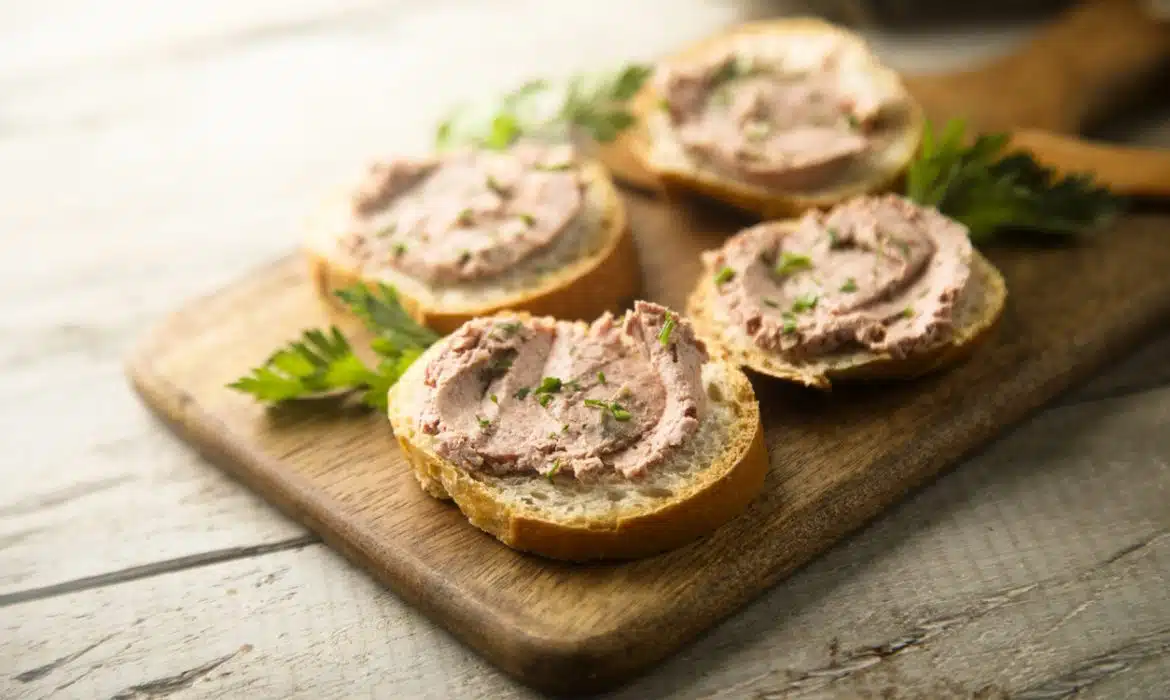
386 312 769 561
304 158 639 336
687 229 1007 390
629 18 924 219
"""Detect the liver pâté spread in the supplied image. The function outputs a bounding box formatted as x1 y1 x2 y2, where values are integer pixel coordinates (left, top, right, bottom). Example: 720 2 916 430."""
703 195 974 359
653 35 902 189
343 141 586 284
417 302 708 481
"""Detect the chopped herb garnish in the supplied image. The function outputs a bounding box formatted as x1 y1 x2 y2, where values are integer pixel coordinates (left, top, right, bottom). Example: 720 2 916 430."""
562 423 569 433
534 377 563 395
715 266 736 285
476 416 491 430
597 371 607 384
519 213 535 226
584 398 632 422
485 174 506 194
840 278 858 293
902 307 915 318
513 387 530 400
490 394 498 404
457 208 473 225
781 311 797 334
775 251 813 276
658 314 676 346
546 459 562 482
792 293 819 313
497 321 521 335
548 431 559 439
538 394 553 407
391 242 407 257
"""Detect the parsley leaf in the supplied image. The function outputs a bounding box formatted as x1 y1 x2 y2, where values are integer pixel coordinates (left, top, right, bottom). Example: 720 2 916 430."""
905 119 1120 243
658 314 676 346
583 398 632 422
791 294 819 313
229 283 437 410
715 266 736 285
435 64 651 151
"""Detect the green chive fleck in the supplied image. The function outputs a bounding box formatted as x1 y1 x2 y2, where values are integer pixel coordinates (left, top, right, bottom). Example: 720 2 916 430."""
658 314 676 346
392 242 407 256
538 394 553 407
490 394 498 404
546 459 562 482
476 416 491 429
485 174 505 194
584 398 632 422
791 293 819 313
775 251 813 276
902 307 915 319
715 266 735 285
781 311 797 334
840 278 858 293
497 321 521 335
534 377 563 395
513 387 530 400
519 213 535 226
597 371 607 384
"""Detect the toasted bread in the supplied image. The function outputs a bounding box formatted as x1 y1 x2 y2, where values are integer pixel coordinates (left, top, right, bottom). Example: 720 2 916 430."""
305 158 639 336
386 311 769 562
687 224 1007 390
629 18 924 219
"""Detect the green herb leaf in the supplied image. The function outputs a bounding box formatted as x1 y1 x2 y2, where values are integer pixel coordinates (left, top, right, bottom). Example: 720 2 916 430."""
781 312 797 334
477 415 491 429
230 283 437 409
583 398 632 422
905 119 1121 243
658 314 676 346
775 251 813 276
518 213 535 226
514 387 531 400
546 459 563 482
597 371 607 384
715 266 735 285
791 294 819 313
538 394 553 408
840 278 858 293
534 377 563 395
434 63 651 151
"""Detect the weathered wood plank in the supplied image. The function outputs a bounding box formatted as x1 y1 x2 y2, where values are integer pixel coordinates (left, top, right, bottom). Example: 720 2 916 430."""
5 386 1167 699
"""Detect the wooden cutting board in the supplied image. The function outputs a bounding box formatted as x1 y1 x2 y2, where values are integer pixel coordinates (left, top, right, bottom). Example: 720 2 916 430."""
126 0 1170 695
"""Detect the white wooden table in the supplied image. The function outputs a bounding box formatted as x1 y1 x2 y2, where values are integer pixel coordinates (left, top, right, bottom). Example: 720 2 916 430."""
2 2 1168 698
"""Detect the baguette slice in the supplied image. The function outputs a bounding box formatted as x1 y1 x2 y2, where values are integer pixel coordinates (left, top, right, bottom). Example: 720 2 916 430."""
386 311 769 562
629 18 925 219
687 226 1007 390
305 157 639 336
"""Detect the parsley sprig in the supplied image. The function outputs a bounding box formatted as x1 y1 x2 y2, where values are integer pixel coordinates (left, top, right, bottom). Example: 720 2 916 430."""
228 283 437 411
435 64 651 151
906 119 1121 243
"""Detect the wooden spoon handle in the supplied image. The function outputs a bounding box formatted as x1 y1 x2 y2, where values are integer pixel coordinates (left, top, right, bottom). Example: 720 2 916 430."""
906 0 1170 134
1009 129 1170 198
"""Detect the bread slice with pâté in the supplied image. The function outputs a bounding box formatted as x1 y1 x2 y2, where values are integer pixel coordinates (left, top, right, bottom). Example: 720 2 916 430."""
628 18 925 219
686 194 1007 389
386 301 768 561
304 141 639 336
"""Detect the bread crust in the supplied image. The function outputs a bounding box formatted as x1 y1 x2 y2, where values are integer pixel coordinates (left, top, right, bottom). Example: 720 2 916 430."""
628 17 925 219
386 320 769 561
306 160 640 336
687 246 1007 390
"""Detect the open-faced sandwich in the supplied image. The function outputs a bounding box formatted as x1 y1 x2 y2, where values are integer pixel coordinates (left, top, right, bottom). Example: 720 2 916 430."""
630 18 924 218
387 301 768 561
688 194 1006 389
305 140 638 334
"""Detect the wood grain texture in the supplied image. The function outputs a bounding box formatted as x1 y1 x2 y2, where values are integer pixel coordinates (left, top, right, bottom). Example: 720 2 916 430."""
125 183 1170 692
6 384 1168 700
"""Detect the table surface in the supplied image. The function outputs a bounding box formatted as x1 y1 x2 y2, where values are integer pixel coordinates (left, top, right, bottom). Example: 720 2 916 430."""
2 2 1169 699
